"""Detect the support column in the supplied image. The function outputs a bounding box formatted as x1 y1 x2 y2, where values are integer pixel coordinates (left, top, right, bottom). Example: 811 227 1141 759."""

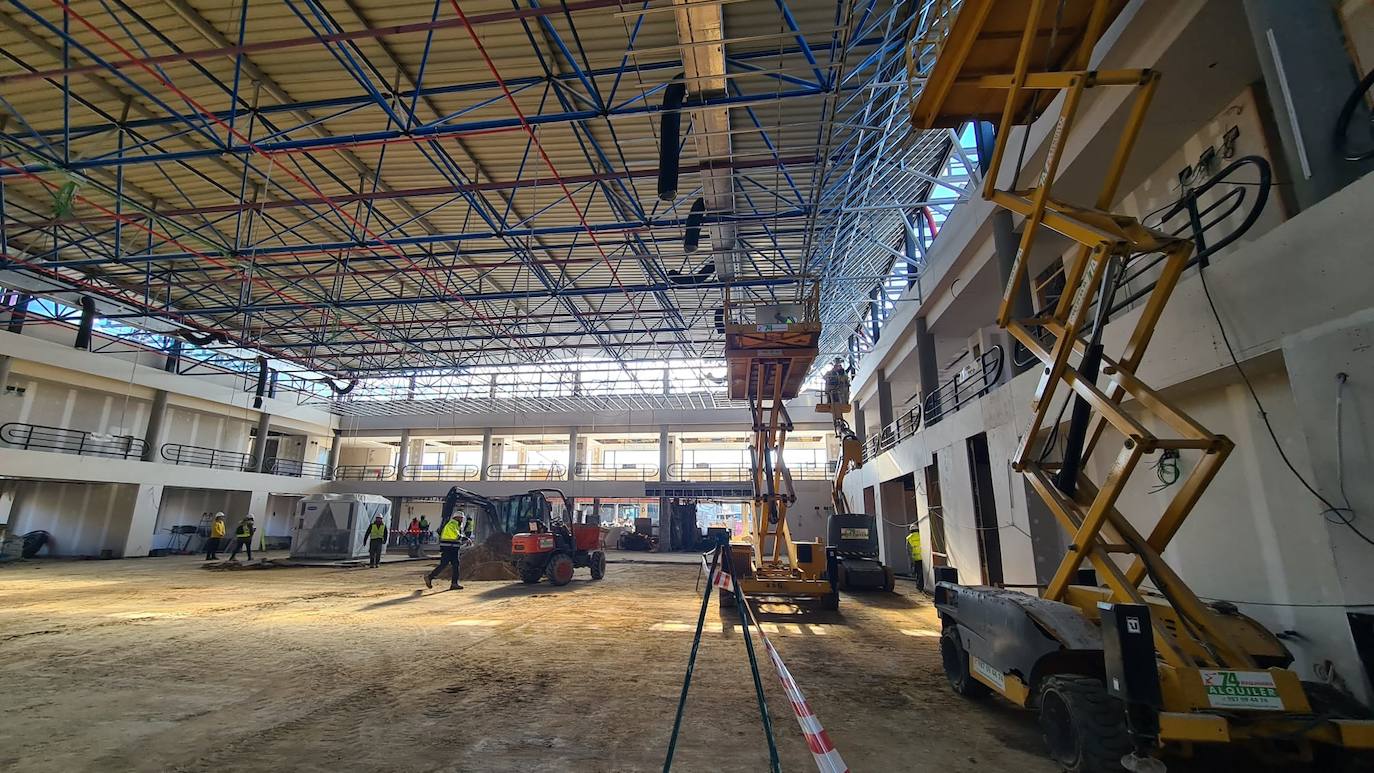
852 403 866 441
480 428 494 481
142 389 169 463
876 370 895 429
0 355 12 394
7 293 30 333
325 430 341 473
1244 0 1374 211
119 484 164 558
659 425 672 551
658 426 670 484
567 426 580 481
251 413 271 473
75 296 96 350
915 316 940 423
395 429 412 481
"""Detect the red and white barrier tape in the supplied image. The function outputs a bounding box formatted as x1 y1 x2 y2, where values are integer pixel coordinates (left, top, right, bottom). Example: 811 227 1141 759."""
752 613 848 773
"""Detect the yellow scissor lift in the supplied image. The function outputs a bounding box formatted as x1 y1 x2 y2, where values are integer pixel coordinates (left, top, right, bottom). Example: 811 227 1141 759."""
909 1 1374 770
722 286 838 610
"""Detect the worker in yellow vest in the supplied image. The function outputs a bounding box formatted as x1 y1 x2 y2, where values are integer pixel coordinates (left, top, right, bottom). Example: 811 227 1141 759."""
204 513 226 561
228 515 256 561
363 515 388 568
424 514 465 591
906 523 924 592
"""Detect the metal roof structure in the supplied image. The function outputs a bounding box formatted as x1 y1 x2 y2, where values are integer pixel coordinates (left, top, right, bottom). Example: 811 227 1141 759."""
0 0 966 411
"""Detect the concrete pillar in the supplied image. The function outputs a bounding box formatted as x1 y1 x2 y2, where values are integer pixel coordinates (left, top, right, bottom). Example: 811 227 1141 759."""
876 370 895 429
567 426 580 481
0 355 12 394
1244 0 1374 212
120 484 164 558
245 490 270 553
658 426 670 483
0 483 16 527
852 403 866 441
395 429 412 481
915 316 940 423
325 431 341 473
480 428 494 481
7 293 30 333
142 389 169 462
659 425 672 551
251 413 271 473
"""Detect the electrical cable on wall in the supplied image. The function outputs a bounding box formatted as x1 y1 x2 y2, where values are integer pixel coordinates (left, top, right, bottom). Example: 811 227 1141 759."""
1196 263 1372 546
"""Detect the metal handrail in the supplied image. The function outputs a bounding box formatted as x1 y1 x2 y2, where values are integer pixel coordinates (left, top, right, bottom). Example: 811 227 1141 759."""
922 344 1003 428
265 457 332 479
485 463 566 481
400 464 478 481
667 463 751 481
575 463 659 481
1 421 146 460
335 464 398 481
160 442 256 471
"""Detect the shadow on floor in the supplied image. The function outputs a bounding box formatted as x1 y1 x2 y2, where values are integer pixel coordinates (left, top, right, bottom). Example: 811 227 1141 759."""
358 589 426 610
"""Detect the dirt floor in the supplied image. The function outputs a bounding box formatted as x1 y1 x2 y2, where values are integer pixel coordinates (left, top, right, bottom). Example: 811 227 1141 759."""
0 554 1057 773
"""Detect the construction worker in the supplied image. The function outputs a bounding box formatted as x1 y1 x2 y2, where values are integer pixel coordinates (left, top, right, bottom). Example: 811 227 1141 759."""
204 513 226 560
363 515 387 568
228 515 256 561
906 523 924 592
824 357 851 405
424 513 465 591
418 515 431 543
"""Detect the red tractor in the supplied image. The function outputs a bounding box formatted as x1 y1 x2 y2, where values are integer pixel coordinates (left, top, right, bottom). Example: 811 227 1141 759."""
508 488 607 586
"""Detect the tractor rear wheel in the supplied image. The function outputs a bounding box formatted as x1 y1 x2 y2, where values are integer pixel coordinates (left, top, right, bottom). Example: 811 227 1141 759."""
882 566 896 593
589 550 607 580
547 553 575 586
1037 675 1130 773
835 562 849 592
518 561 544 584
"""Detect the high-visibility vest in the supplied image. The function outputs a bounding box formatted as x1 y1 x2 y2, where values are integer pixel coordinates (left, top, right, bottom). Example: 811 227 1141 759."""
906 530 922 561
236 522 253 539
439 517 465 545
367 522 387 540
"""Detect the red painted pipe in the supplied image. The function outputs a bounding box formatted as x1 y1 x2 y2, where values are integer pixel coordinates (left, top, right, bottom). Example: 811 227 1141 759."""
8 155 814 230
49 0 533 357
0 0 628 86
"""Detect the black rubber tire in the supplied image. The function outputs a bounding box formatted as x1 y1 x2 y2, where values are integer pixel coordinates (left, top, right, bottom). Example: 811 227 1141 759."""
546 553 574 586
820 591 839 611
1037 675 1130 773
882 566 896 593
518 561 543 584
719 588 737 607
835 562 849 592
589 550 606 580
940 626 990 699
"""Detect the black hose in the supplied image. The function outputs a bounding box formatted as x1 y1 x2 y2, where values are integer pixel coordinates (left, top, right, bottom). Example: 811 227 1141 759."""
1335 68 1374 162
657 80 687 201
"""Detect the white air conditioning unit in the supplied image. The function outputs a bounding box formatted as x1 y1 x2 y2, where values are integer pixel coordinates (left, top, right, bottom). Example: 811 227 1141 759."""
289 493 390 560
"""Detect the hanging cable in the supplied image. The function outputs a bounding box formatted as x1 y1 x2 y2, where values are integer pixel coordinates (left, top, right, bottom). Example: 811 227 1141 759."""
1197 264 1373 546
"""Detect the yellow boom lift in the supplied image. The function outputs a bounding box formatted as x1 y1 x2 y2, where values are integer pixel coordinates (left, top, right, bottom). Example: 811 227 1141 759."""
722 285 838 610
908 1 1374 770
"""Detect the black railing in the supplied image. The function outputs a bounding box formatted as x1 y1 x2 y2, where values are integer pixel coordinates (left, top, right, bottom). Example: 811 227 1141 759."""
400 464 478 481
576 463 658 481
1 422 146 460
265 457 331 479
161 443 256 471
485 463 566 481
923 345 1003 428
335 464 397 480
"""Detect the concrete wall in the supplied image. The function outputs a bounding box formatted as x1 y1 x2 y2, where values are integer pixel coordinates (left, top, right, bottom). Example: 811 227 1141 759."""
4 480 140 558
